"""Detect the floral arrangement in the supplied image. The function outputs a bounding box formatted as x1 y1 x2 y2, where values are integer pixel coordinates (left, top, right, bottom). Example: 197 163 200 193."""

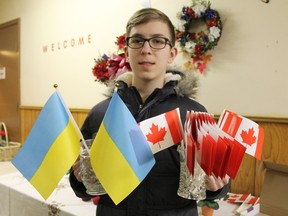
0 129 5 137
175 0 222 74
92 34 131 85
0 126 6 146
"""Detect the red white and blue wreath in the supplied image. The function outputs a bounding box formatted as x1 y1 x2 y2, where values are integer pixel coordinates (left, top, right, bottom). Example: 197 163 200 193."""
175 0 222 73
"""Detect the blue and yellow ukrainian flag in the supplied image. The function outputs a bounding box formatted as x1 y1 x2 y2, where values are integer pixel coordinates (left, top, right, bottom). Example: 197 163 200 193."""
90 92 155 205
12 91 81 199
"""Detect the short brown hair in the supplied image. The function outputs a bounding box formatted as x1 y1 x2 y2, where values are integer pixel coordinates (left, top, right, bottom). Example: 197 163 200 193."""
126 8 176 46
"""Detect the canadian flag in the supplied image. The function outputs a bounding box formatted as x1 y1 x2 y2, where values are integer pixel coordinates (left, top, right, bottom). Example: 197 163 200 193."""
138 108 183 154
184 111 195 175
227 193 251 203
218 109 264 160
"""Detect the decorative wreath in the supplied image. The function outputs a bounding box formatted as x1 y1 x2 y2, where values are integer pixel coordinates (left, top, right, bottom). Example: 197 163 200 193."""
175 0 222 73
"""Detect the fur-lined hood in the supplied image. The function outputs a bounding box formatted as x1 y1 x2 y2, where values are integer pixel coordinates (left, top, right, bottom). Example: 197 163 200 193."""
104 69 199 99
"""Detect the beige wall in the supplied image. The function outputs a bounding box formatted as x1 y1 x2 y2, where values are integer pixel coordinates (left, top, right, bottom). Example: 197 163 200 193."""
0 0 287 117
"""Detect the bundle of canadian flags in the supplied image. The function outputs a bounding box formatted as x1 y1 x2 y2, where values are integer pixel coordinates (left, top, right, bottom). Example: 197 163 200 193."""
139 108 264 179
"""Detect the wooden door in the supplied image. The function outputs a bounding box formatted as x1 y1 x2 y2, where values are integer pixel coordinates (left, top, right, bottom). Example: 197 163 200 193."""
0 19 20 142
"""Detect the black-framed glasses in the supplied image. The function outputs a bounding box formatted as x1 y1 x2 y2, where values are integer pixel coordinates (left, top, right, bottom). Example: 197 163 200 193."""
126 36 172 49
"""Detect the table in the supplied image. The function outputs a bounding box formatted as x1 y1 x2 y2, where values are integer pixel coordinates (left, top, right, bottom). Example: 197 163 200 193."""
0 162 268 216
0 162 96 216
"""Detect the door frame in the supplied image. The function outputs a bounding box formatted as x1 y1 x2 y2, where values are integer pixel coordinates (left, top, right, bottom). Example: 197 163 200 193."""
0 18 21 142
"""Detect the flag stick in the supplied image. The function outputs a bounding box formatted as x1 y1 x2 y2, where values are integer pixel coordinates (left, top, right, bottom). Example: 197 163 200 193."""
53 84 90 154
114 81 119 92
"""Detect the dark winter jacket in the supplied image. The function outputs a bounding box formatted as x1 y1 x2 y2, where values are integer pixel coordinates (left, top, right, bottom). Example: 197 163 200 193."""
69 70 230 216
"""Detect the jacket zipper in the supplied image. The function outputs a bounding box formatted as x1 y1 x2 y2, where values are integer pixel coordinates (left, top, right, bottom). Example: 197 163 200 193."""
138 104 143 113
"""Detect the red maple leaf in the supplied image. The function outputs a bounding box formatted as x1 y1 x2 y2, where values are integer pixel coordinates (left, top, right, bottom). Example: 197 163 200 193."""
146 123 167 148
240 127 256 146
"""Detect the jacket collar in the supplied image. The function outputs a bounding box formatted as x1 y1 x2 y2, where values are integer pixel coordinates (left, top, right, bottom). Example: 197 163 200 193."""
104 69 199 99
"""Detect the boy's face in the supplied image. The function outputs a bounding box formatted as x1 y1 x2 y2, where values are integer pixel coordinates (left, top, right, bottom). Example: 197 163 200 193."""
125 20 177 83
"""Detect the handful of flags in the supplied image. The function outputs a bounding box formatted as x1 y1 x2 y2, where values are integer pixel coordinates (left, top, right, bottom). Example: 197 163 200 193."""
183 110 264 179
11 88 264 205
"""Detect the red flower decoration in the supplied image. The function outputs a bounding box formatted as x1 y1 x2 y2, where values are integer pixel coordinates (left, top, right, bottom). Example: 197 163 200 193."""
92 54 109 83
116 34 126 49
107 53 131 78
92 33 131 85
0 130 5 136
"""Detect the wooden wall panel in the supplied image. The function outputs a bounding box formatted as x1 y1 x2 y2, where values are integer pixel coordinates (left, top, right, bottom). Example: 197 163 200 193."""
230 154 256 195
261 122 288 164
19 106 288 197
20 107 89 143
71 109 89 129
254 122 288 196
20 107 41 144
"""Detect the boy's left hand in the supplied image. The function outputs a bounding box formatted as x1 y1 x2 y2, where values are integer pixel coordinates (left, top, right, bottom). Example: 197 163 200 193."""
205 174 230 191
